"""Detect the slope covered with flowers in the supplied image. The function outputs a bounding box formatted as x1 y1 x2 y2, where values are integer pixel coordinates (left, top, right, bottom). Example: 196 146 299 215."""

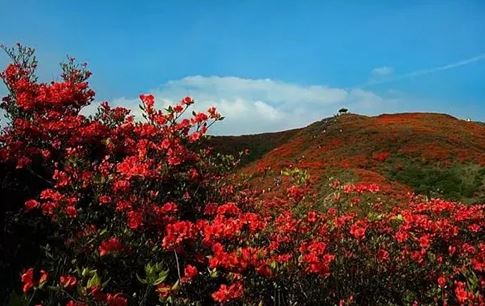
234 111 485 204
0 45 484 305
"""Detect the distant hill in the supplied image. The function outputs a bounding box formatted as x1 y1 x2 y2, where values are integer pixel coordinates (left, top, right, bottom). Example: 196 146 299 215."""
209 113 485 204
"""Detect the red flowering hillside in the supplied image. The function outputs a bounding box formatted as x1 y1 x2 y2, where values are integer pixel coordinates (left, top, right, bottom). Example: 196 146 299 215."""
214 112 485 203
1 45 483 306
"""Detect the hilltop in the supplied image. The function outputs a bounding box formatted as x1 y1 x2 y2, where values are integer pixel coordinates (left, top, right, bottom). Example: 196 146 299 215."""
209 112 485 203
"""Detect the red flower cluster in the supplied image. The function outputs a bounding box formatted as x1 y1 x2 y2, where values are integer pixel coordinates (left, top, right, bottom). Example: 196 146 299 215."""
349 220 368 240
299 241 335 277
372 151 390 162
21 268 48 293
343 182 380 193
60 275 77 289
1 45 483 305
211 282 244 303
99 237 123 256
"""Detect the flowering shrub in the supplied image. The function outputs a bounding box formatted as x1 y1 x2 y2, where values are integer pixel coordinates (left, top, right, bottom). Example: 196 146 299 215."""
1 45 484 305
373 151 390 162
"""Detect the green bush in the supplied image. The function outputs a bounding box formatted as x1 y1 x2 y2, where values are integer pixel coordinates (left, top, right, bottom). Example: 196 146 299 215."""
389 161 485 203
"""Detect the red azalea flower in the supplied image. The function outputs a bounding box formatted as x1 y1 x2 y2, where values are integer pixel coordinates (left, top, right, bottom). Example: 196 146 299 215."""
448 245 457 256
65 205 77 218
106 293 128 306
395 230 409 243
173 105 184 113
192 112 208 123
25 199 40 210
39 269 48 286
89 286 105 301
207 106 220 119
139 94 154 110
454 281 468 304
21 268 48 293
182 96 193 105
99 237 123 256
437 275 446 288
156 284 172 299
60 275 77 288
212 282 244 303
307 211 318 223
183 264 198 281
53 170 70 187
188 131 201 143
377 249 390 262
350 221 368 240
418 235 431 249
21 268 34 293
127 211 143 230
98 195 111 205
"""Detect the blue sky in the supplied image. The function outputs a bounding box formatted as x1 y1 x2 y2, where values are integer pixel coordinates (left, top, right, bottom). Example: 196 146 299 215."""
1 0 484 134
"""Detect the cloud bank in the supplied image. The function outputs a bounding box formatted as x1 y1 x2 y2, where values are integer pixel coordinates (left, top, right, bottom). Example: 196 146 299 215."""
107 76 397 135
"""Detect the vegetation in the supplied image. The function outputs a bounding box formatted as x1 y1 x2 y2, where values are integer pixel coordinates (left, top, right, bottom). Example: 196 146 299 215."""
205 128 300 167
229 112 485 204
387 158 485 203
0 45 483 306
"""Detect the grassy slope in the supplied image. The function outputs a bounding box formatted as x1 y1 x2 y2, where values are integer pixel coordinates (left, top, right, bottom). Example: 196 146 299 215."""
210 112 485 203
205 128 302 166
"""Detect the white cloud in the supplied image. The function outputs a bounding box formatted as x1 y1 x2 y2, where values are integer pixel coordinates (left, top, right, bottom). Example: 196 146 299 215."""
107 76 397 135
371 66 393 77
365 52 485 87
405 52 485 77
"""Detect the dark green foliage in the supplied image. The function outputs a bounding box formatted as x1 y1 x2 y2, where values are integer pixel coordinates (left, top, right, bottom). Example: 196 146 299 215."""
0 164 55 304
389 160 485 203
205 128 301 167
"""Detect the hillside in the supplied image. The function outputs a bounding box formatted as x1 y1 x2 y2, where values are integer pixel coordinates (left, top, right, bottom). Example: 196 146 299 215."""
210 112 485 203
205 128 301 165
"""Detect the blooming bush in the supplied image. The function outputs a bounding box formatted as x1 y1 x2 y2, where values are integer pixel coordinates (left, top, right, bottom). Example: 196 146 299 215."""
1 45 484 305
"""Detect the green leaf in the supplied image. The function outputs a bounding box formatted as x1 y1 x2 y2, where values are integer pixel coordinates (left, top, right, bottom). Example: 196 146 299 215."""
158 269 169 283
465 270 479 291
171 280 180 291
145 262 154 275
86 272 101 288
209 268 218 278
144 262 169 285
136 273 147 284
81 268 90 277
153 270 168 286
